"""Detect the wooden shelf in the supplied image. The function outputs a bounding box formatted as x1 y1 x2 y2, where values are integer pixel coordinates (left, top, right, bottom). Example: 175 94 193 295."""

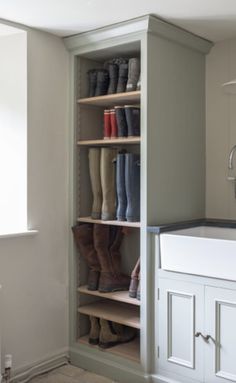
79 335 140 363
78 286 140 306
77 217 140 228
78 300 140 329
77 91 140 107
77 137 141 146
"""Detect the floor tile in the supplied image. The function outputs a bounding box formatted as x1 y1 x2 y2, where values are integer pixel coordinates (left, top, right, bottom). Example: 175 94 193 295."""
53 365 85 378
79 371 113 383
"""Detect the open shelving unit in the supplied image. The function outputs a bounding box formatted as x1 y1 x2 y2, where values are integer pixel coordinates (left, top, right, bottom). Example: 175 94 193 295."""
71 43 141 366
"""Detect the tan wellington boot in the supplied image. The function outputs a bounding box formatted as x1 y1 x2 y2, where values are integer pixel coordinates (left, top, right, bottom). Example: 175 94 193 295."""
89 316 100 345
99 318 137 349
72 224 101 290
100 147 117 221
88 148 103 219
93 224 130 292
129 258 140 298
137 273 140 300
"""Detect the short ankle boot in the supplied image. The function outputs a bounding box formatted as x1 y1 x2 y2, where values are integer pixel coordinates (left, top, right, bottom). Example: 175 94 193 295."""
89 148 102 219
129 258 140 298
137 74 141 91
95 69 109 96
137 274 140 300
114 106 128 137
100 147 117 221
107 63 119 94
87 69 97 97
125 153 140 222
116 62 128 93
126 58 140 92
116 153 127 221
99 319 136 349
89 316 100 345
124 105 140 137
72 224 101 290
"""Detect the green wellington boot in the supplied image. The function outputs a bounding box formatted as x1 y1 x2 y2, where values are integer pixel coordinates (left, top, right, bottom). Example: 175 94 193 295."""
89 316 100 345
99 318 137 349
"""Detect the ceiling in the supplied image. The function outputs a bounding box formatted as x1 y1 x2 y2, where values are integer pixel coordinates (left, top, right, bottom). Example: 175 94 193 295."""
1 0 236 42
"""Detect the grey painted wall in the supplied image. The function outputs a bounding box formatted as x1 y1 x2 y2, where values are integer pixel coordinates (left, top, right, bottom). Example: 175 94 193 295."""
206 39 236 219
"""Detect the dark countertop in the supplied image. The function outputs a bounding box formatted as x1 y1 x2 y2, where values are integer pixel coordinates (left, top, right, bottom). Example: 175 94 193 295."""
147 218 236 234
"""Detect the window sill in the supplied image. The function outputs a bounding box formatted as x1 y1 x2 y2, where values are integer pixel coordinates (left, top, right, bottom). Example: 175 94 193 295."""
0 230 38 239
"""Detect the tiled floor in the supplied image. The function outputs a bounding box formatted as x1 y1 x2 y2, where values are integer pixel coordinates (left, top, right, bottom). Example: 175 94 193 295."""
31 365 117 383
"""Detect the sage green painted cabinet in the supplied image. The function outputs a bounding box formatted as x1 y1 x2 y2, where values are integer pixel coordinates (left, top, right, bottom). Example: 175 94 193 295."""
64 15 212 383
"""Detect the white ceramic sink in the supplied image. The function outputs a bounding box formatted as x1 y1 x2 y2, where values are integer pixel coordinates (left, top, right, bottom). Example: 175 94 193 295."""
160 226 236 281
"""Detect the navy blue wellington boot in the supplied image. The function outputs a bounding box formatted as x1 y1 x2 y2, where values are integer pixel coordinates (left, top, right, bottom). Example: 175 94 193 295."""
115 106 128 137
124 105 140 137
116 152 127 221
125 153 140 222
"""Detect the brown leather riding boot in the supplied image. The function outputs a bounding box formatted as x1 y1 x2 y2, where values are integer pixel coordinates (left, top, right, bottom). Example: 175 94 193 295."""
109 226 130 290
72 224 101 290
129 257 140 298
93 225 130 292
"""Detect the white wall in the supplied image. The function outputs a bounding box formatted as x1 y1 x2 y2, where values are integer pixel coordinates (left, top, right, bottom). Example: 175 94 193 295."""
206 39 236 219
0 32 27 233
0 27 69 371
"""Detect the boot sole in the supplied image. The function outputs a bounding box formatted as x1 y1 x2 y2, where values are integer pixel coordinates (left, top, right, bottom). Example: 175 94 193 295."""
89 338 99 345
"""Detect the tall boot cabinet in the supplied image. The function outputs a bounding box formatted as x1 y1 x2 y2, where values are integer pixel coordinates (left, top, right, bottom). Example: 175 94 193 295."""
64 15 212 383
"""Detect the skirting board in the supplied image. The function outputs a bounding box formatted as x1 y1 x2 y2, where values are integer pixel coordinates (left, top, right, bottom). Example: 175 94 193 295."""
70 346 151 383
11 348 69 383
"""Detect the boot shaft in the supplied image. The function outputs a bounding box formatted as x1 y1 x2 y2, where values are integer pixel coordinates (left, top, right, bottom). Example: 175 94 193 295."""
107 63 119 94
95 69 109 96
124 105 140 137
116 153 127 221
103 110 111 139
126 58 140 92
114 106 128 137
125 153 140 222
87 69 97 97
116 62 128 93
110 109 118 138
100 147 117 221
88 148 102 219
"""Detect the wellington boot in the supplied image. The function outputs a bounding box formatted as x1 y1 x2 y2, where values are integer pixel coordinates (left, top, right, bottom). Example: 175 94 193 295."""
93 225 130 292
100 148 117 221
125 153 140 222
116 152 127 221
126 58 140 92
99 319 136 349
129 258 140 298
88 148 102 219
137 274 140 301
72 224 100 290
89 316 100 345
109 227 130 289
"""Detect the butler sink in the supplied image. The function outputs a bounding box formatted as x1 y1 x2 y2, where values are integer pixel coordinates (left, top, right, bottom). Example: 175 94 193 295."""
160 226 236 281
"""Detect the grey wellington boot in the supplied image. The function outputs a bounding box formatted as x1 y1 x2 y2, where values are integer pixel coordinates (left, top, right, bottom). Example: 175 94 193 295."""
125 153 140 222
116 62 128 93
124 105 140 137
116 152 127 221
100 147 117 221
126 58 140 92
95 69 109 96
107 63 119 94
88 148 102 219
99 319 136 349
89 316 100 345
87 69 97 97
129 257 140 298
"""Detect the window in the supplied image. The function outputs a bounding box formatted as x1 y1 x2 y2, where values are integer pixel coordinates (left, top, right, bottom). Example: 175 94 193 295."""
0 25 27 234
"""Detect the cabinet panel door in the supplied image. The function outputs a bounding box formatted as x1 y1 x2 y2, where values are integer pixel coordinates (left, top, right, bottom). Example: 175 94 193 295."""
205 286 236 383
158 279 204 381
